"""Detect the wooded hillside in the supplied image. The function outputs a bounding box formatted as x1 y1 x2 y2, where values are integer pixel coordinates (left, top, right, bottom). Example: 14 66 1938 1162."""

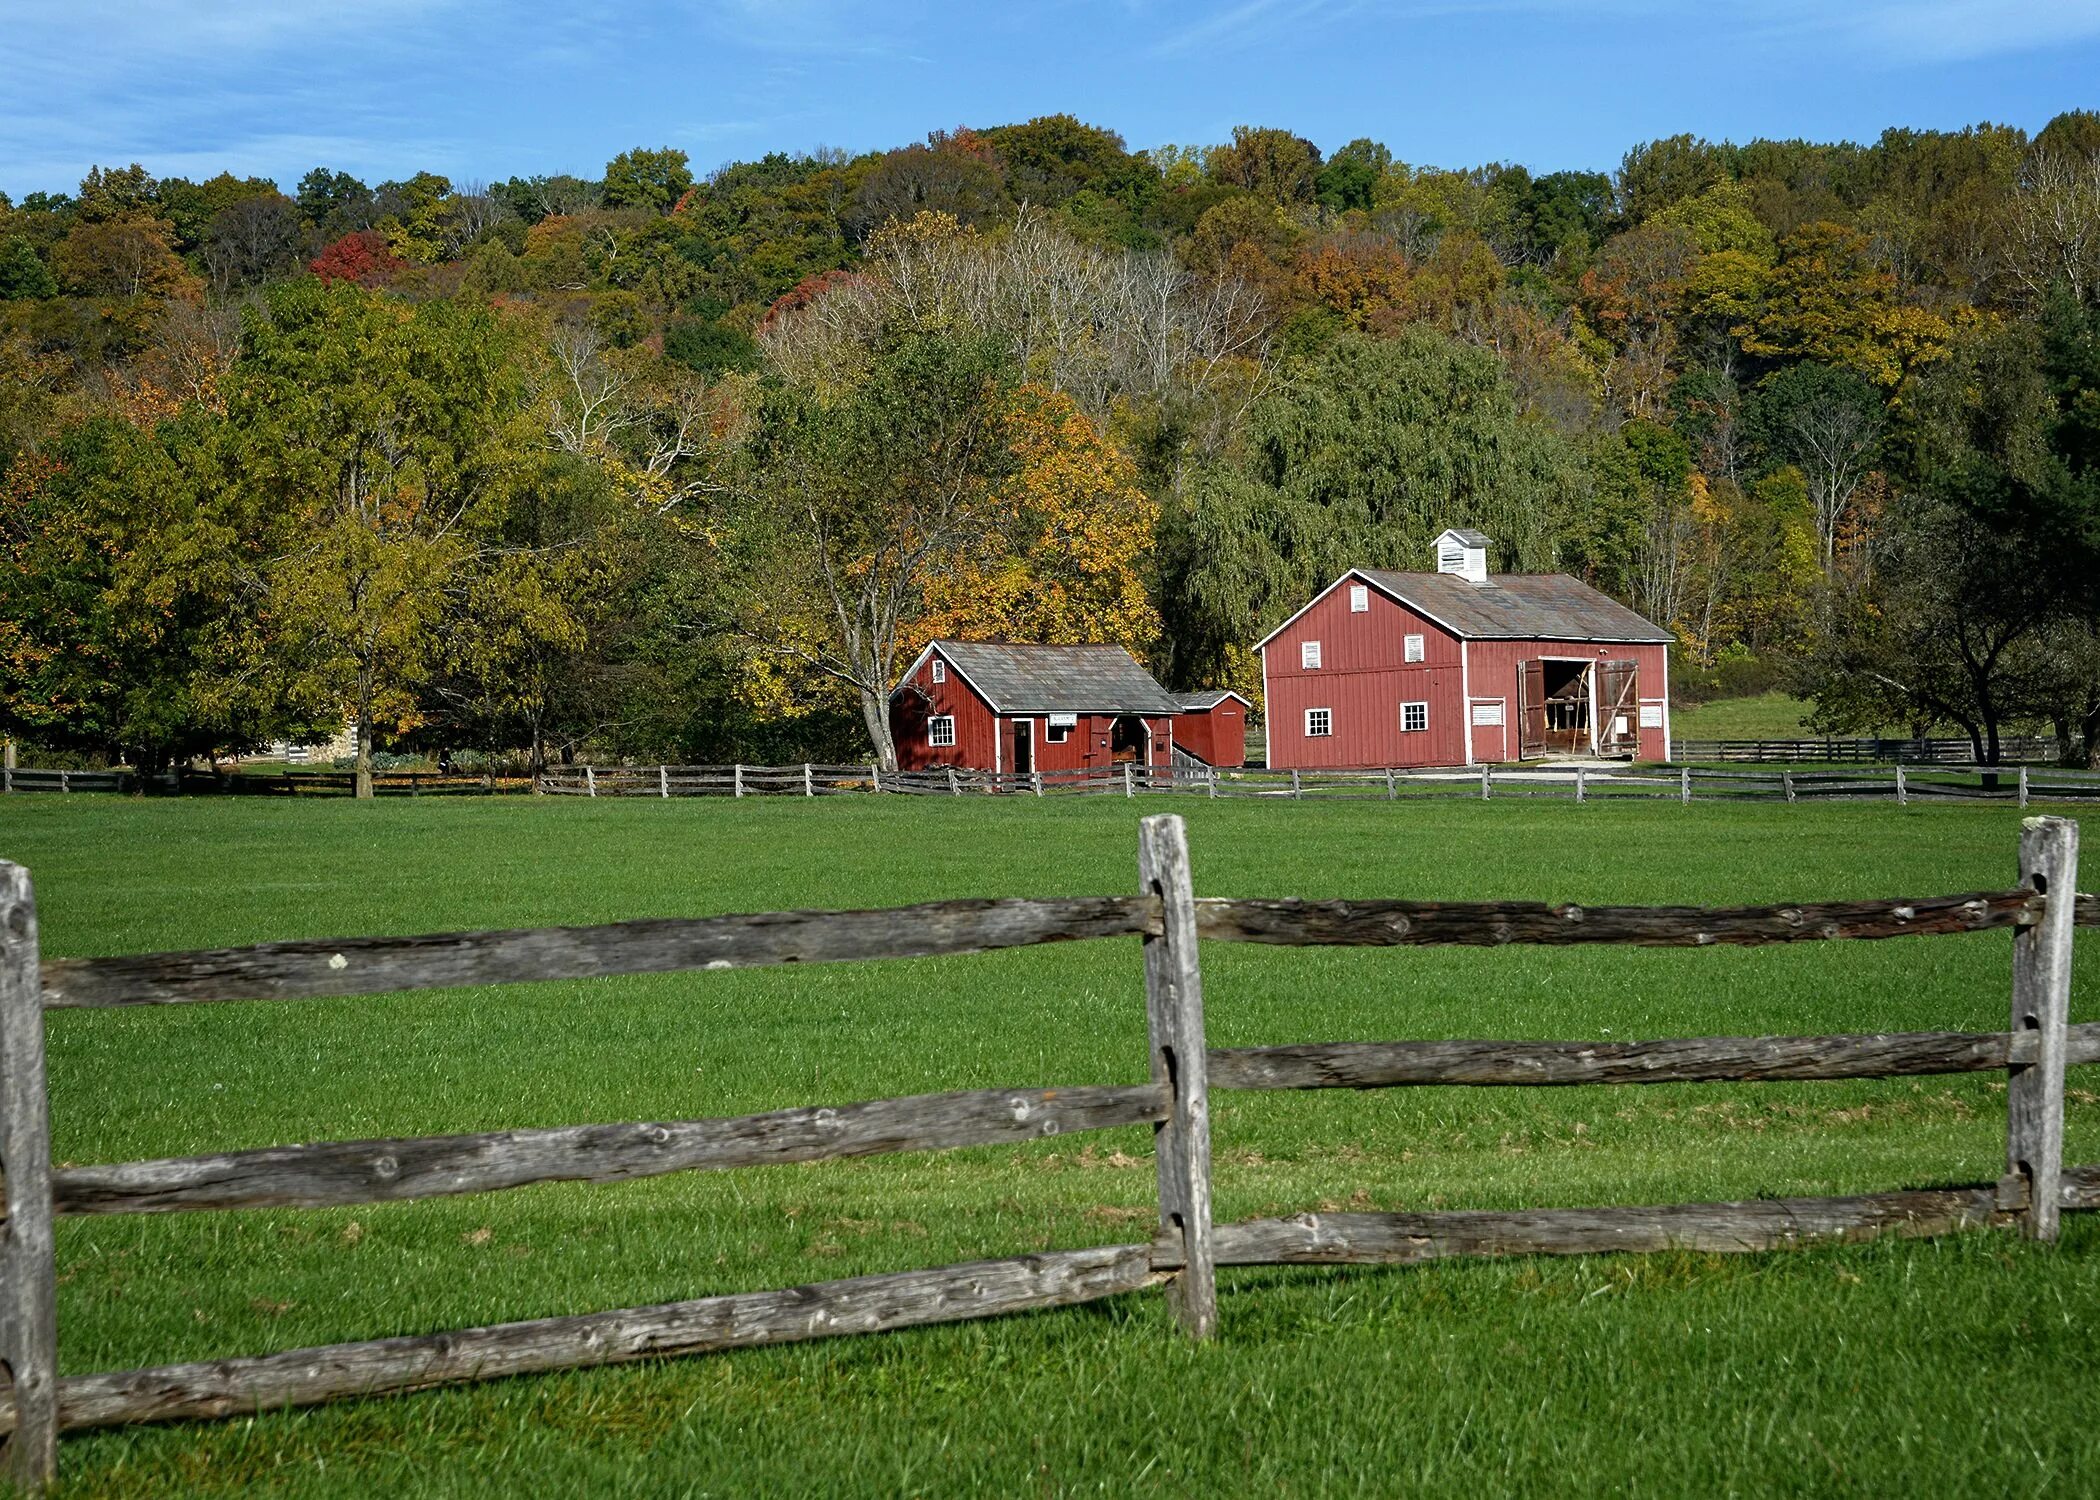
3 114 2098 783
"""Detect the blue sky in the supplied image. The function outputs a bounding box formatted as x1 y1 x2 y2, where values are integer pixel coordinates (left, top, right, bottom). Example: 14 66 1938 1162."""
4 1 2097 197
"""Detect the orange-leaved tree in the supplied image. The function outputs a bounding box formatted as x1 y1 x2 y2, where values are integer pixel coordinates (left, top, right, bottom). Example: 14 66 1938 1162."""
912 383 1160 659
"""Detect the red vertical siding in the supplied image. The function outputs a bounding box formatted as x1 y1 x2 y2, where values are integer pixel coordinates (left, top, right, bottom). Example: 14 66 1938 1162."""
1261 581 1467 769
1462 639 1672 761
890 648 999 770
1261 576 1674 768
1173 702 1247 768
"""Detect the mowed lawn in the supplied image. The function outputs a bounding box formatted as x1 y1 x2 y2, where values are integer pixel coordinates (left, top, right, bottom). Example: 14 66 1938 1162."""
4 794 2100 1497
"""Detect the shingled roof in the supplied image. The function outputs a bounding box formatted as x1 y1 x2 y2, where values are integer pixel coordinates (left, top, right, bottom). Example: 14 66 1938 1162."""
1354 570 1673 642
904 641 1184 714
1254 570 1673 649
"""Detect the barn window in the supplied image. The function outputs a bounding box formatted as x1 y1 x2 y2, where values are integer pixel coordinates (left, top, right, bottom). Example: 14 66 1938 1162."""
1301 640 1322 669
1401 702 1428 733
1305 708 1332 737
930 658 946 684
1404 633 1424 662
927 716 956 748
1349 584 1369 612
1046 723 1071 743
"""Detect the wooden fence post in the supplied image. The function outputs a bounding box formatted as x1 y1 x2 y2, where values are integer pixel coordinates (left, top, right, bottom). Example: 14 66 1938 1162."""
2006 816 2078 1241
2 738 12 795
1895 765 1906 806
1385 768 1397 801
1206 767 1217 800
659 765 669 799
803 763 814 798
57 772 67 796
734 765 745 799
869 763 882 793
1137 815 1216 1339
947 767 960 797
1783 771 1796 804
2020 765 2030 808
1481 765 1491 801
1574 766 1585 803
1680 765 1691 805
1123 763 1133 799
0 862 58 1491
584 766 597 799
1290 768 1302 800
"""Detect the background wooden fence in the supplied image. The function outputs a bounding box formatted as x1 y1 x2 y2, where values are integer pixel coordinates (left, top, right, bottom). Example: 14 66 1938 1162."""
534 761 2100 805
1674 735 2061 764
0 814 2092 1489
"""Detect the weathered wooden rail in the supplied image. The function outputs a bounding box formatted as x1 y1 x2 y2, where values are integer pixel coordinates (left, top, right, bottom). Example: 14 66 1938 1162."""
0 815 2089 1489
531 761 2100 805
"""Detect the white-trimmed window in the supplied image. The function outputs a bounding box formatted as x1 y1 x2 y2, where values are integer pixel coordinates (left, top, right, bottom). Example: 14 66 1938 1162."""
928 716 956 747
1349 584 1369 612
930 658 946 684
1404 633 1425 663
1046 723 1071 743
1305 707 1332 737
1401 702 1428 733
1301 640 1323 669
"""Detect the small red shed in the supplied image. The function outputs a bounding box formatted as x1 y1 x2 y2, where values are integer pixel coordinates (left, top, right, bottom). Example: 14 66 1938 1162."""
1172 691 1250 769
1255 530 1673 771
890 641 1182 775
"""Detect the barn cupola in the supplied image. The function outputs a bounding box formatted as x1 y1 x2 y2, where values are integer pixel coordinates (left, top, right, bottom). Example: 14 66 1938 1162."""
1434 528 1492 584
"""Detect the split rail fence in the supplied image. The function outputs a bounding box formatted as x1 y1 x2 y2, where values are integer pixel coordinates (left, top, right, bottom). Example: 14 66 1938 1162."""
536 761 2100 805
1676 735 2060 764
0 814 2094 1490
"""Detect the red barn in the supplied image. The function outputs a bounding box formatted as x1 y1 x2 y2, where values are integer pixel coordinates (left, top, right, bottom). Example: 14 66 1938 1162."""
1256 530 1673 770
890 641 1181 775
1173 691 1250 769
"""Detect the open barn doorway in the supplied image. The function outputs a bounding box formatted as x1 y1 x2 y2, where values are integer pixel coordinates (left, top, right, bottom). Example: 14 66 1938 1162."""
1109 715 1150 764
1516 659 1644 759
1518 660 1594 759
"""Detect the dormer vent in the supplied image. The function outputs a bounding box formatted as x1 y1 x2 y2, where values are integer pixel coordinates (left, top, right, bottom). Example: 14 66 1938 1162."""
1434 528 1491 584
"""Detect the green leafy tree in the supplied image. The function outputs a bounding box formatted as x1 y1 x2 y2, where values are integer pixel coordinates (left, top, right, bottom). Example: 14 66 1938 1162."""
1163 330 1585 685
735 328 1018 766
0 237 56 299
0 418 284 769
602 147 694 212
229 281 535 796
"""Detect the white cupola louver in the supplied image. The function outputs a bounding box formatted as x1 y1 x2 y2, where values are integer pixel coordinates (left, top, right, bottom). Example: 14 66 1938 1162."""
1434 528 1491 584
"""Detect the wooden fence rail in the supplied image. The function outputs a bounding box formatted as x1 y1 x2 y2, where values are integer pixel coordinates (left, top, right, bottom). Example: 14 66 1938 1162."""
531 761 2100 806
0 814 2089 1489
15 760 2100 804
1674 735 2061 764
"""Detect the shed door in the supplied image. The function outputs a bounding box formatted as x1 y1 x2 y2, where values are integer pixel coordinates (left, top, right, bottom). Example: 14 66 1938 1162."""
1517 660 1548 760
1595 662 1639 756
1011 720 1034 775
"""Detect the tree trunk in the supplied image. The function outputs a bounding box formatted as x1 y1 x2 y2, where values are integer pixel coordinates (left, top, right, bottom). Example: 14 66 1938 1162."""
354 671 375 800
860 686 897 773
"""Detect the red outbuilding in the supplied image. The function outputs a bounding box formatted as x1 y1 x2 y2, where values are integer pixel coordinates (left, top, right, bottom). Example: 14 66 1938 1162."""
1256 530 1673 770
890 641 1181 775
1172 691 1251 769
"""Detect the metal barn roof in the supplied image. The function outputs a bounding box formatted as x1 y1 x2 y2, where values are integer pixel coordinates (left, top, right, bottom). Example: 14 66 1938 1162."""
1354 570 1673 642
913 641 1184 714
1177 689 1250 711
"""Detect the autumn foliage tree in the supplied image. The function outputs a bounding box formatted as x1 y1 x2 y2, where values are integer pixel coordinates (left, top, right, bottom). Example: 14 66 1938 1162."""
309 229 406 288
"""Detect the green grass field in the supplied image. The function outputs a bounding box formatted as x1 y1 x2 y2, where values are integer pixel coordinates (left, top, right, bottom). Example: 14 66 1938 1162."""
1669 692 1816 740
4 794 2099 1497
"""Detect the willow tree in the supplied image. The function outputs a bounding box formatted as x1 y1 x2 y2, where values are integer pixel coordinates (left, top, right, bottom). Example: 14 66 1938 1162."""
1160 328 1586 690
229 281 534 796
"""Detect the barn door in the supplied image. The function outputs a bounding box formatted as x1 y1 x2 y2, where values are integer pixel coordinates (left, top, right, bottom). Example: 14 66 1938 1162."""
1595 662 1639 756
1517 660 1547 760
